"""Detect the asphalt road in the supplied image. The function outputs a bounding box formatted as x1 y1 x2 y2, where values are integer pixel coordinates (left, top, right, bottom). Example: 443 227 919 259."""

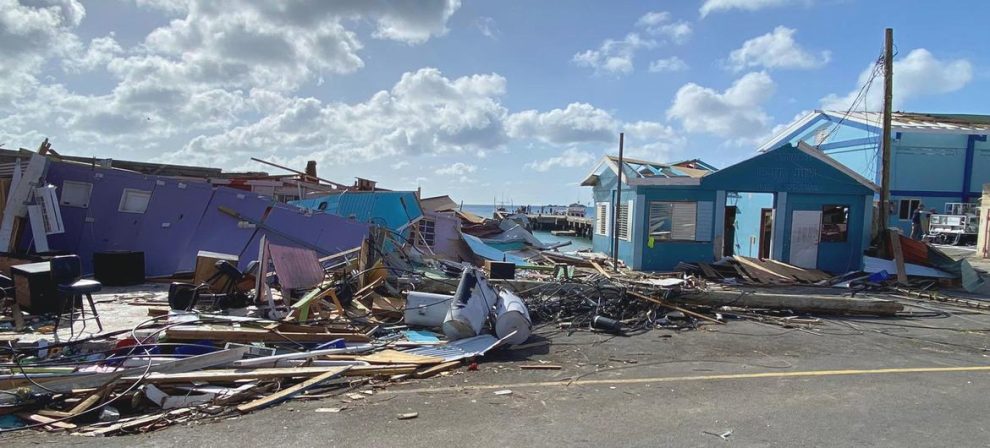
6 298 990 447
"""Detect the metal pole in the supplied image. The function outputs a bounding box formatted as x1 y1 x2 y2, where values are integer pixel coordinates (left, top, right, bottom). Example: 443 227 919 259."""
612 132 624 271
879 28 894 231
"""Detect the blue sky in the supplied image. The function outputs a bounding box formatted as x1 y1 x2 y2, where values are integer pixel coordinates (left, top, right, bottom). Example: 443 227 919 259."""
1 0 986 205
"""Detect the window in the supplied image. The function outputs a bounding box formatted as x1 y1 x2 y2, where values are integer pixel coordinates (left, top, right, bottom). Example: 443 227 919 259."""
595 202 610 236
649 201 697 241
417 217 436 248
898 199 921 221
118 188 152 213
821 205 849 242
60 181 93 208
616 201 632 241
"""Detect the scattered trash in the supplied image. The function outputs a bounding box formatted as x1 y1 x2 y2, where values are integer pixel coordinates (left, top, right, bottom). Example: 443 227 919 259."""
493 390 513 396
397 412 419 420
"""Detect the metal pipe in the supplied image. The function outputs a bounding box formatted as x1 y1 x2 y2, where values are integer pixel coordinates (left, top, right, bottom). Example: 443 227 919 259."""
612 133 624 271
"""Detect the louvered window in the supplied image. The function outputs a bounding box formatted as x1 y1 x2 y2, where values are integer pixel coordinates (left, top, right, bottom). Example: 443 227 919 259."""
616 200 632 241
649 201 697 241
595 202 609 236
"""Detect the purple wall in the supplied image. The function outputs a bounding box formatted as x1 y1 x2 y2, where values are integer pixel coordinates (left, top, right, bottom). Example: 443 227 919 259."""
40 161 369 277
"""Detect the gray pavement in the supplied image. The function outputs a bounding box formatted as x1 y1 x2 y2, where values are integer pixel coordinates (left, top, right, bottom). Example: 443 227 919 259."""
5 297 990 447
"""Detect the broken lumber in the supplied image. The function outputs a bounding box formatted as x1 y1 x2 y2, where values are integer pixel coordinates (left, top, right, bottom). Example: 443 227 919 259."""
165 326 371 343
675 289 904 316
236 367 351 413
128 366 351 384
627 291 724 325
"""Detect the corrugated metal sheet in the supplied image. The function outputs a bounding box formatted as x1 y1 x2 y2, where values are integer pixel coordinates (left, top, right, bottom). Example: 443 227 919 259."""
826 110 990 133
290 191 422 234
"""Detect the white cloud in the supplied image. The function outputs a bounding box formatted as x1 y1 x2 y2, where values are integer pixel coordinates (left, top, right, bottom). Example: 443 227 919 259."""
62 34 123 72
170 68 508 167
573 33 655 75
821 48 973 111
636 11 692 44
573 11 692 76
728 26 829 71
0 0 85 103
435 162 477 176
507 103 618 145
525 148 596 172
667 71 775 139
649 56 689 73
435 161 478 181
622 121 687 161
700 0 805 17
475 16 499 39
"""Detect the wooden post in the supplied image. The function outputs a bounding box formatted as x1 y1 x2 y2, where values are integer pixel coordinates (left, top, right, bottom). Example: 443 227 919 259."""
879 28 894 231
612 133 624 272
888 230 908 285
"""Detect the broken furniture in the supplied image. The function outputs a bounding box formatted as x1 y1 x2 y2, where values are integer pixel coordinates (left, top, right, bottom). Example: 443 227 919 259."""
11 261 60 314
50 255 103 333
194 251 239 292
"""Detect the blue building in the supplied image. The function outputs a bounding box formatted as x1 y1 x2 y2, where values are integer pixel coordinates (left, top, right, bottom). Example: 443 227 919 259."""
759 111 990 235
582 144 877 273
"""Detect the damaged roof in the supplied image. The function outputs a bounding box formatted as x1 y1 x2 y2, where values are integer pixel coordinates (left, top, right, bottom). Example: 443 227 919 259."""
581 155 717 187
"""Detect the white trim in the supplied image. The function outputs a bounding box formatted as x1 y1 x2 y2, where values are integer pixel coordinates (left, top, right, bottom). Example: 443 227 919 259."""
757 111 823 152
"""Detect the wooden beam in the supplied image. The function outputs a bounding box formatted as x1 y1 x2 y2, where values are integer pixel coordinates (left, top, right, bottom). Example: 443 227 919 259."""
165 326 370 343
888 230 909 285
236 367 351 413
128 366 351 384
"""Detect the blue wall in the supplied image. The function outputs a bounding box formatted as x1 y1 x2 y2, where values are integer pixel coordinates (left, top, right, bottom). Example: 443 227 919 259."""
590 169 638 266
636 186 716 271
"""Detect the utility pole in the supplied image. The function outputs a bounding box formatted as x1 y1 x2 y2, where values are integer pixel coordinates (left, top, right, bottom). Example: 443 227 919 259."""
879 27 894 231
612 132 624 271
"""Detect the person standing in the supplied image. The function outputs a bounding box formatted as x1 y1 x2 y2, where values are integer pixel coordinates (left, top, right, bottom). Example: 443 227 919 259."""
910 203 925 240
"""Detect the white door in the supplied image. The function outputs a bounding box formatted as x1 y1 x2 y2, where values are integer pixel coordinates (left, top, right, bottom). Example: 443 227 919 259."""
789 210 821 269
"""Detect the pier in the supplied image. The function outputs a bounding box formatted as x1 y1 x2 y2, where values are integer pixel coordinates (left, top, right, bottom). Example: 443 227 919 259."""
495 211 594 238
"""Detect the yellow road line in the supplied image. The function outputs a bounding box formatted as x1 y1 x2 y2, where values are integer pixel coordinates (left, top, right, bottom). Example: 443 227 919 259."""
386 365 990 394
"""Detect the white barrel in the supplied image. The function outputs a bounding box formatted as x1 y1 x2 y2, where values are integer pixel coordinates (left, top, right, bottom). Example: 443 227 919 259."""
405 292 453 328
495 290 531 345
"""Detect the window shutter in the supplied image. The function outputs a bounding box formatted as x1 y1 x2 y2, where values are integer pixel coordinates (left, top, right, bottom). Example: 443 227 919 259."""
695 201 713 242
670 202 697 240
616 201 631 241
596 202 610 236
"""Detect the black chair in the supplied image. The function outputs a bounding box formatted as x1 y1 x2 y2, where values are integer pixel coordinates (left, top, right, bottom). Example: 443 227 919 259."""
51 255 102 334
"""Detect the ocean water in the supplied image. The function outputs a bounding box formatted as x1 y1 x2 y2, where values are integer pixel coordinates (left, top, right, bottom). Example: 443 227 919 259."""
460 204 593 251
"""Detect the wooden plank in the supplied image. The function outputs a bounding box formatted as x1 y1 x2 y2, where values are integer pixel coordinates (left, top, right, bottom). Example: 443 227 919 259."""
67 385 110 416
236 367 351 413
0 347 248 405
889 230 909 285
732 256 793 283
590 261 612 279
15 412 76 430
129 366 351 384
0 153 45 252
356 349 444 365
413 361 461 379
697 263 721 279
165 326 370 343
627 291 724 325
